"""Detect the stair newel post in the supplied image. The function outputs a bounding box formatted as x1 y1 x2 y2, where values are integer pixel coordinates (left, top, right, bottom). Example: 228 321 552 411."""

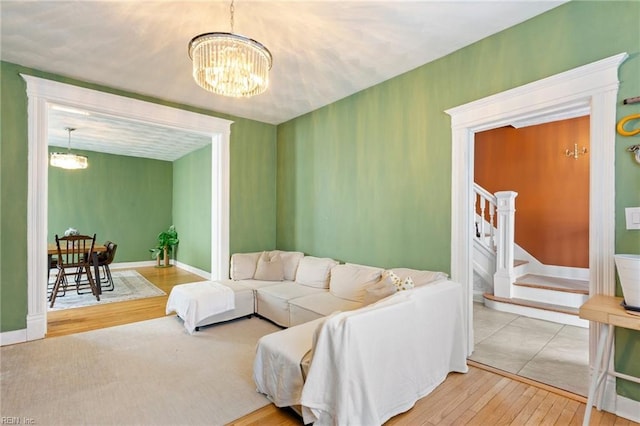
493 191 518 298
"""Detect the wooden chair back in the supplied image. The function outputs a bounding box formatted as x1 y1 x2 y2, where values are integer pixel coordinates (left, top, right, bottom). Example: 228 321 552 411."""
55 234 96 269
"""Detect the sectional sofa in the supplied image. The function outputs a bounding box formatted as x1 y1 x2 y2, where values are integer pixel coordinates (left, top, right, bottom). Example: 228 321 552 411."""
193 250 449 328
166 250 468 424
167 250 451 332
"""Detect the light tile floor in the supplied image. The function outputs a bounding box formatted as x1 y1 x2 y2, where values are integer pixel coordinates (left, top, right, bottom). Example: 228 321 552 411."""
470 302 589 396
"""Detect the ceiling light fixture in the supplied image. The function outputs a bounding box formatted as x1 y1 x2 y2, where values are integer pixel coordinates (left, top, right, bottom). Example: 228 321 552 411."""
188 0 272 98
50 127 88 170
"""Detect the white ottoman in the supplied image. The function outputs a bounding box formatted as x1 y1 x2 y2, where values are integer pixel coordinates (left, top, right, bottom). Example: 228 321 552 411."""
166 280 254 333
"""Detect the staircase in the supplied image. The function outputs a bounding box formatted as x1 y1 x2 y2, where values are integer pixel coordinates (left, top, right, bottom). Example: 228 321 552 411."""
473 183 589 328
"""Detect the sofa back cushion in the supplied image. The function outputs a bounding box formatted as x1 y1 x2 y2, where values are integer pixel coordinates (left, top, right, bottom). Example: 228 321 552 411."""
254 251 285 281
389 268 448 287
295 256 339 288
329 264 383 303
271 250 304 281
230 252 262 280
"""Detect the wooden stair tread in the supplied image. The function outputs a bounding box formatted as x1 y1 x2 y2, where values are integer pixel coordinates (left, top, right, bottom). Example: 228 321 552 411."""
483 293 579 316
514 259 529 267
513 274 588 295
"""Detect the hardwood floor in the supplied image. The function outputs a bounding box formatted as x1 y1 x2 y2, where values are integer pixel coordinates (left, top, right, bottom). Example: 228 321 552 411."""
45 266 638 425
230 363 638 426
46 265 202 338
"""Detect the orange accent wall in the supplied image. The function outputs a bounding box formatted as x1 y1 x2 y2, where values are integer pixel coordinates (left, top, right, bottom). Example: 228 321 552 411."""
474 116 590 268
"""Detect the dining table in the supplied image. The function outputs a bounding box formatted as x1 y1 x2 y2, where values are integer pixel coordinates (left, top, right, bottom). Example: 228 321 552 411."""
47 243 108 295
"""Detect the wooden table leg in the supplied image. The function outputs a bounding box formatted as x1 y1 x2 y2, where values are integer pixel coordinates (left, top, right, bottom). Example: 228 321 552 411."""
92 251 102 295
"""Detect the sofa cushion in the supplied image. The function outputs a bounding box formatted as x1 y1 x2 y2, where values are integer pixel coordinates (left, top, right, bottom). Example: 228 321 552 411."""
329 264 383 303
272 250 305 281
295 256 339 289
256 283 326 327
254 251 285 281
389 268 448 287
363 276 397 305
289 292 364 326
230 252 262 280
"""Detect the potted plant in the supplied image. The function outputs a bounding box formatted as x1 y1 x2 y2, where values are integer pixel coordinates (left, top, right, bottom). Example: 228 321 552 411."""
150 225 179 268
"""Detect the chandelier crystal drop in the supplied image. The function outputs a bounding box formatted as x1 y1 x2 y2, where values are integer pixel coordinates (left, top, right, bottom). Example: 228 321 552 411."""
189 1 272 98
50 127 88 170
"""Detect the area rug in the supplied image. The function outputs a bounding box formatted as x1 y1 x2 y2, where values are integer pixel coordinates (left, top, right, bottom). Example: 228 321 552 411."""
48 270 166 311
0 316 282 425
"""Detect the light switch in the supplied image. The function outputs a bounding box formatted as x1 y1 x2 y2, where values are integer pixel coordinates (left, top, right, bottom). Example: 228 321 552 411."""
625 207 640 230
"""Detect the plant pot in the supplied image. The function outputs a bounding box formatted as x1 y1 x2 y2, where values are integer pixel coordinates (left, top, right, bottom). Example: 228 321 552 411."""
164 246 169 267
614 254 640 307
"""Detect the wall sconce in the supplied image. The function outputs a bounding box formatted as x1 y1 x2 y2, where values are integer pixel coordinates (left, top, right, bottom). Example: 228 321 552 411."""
628 144 640 165
565 143 588 159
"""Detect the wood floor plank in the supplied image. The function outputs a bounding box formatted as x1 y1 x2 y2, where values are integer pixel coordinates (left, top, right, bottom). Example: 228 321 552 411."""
467 380 525 424
525 392 564 426
555 399 581 425
495 384 538 424
509 388 550 425
426 369 504 425
541 394 569 425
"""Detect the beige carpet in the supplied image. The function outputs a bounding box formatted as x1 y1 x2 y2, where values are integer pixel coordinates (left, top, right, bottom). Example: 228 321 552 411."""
1 316 282 425
49 270 166 311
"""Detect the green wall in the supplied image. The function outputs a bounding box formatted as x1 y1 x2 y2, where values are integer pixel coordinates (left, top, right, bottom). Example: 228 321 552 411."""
229 118 278 254
48 148 173 262
1 0 639 404
0 61 277 332
276 1 640 400
173 145 212 271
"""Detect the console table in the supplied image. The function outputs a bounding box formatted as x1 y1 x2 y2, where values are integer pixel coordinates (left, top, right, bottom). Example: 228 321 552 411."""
579 295 640 426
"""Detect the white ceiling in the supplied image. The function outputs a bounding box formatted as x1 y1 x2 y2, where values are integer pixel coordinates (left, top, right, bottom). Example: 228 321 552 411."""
1 0 566 161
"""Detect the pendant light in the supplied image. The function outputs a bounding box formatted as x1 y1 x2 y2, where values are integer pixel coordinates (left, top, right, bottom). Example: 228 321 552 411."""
188 0 272 98
50 127 88 170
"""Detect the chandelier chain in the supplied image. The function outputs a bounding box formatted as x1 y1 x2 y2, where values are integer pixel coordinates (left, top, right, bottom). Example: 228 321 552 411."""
230 0 235 33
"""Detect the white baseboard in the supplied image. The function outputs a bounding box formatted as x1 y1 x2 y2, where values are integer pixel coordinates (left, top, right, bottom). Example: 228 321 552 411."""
110 260 210 281
110 260 156 270
592 373 640 423
615 395 640 423
173 261 210 280
473 290 485 303
0 328 27 346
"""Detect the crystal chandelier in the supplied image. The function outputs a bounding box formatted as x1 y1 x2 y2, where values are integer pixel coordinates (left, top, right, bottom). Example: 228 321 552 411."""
50 127 88 170
188 0 272 98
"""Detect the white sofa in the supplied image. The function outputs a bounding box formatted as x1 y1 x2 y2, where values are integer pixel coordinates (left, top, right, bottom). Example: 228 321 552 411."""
229 251 449 328
168 250 447 332
167 250 465 424
253 279 469 425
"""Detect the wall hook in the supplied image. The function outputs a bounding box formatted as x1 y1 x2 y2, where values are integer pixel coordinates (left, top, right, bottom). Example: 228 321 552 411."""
617 113 640 136
565 143 588 159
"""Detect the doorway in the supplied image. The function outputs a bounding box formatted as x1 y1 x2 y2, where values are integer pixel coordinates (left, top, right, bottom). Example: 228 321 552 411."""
469 117 591 395
446 53 627 409
23 75 233 341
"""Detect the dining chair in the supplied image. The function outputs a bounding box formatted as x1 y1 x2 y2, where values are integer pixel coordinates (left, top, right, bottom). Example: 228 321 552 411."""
49 233 100 308
47 256 59 299
95 241 118 292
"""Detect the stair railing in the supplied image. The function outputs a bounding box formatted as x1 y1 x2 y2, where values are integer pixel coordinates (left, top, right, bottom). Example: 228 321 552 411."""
473 184 518 298
473 183 497 253
493 191 519 298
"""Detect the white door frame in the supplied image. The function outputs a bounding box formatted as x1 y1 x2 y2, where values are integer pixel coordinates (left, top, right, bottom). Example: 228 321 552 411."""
445 52 628 357
21 75 233 342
